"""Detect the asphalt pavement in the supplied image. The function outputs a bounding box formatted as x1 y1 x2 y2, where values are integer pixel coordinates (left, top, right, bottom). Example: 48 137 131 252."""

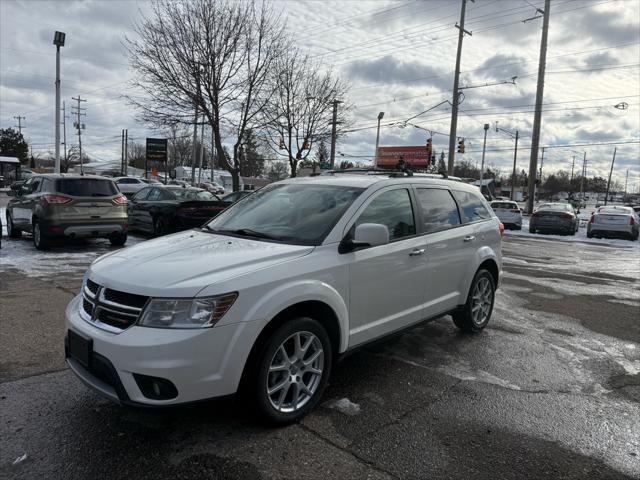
1 209 639 479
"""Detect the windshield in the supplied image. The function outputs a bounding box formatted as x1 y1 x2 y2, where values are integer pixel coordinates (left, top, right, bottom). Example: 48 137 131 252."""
56 178 118 197
205 183 364 245
174 189 217 201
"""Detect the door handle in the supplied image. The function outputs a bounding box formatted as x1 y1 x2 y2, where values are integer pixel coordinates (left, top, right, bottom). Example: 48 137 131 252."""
463 235 476 242
409 248 425 256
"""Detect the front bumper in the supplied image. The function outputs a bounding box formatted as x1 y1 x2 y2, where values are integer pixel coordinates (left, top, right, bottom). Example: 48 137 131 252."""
64 295 262 406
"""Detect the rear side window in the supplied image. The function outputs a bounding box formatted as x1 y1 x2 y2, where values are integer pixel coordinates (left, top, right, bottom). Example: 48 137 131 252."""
132 188 151 201
56 179 118 197
453 190 491 223
147 189 163 201
491 202 517 210
415 188 461 233
41 178 55 192
356 188 416 241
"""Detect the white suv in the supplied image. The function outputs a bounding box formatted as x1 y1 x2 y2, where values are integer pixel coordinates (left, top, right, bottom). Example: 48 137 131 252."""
65 174 503 423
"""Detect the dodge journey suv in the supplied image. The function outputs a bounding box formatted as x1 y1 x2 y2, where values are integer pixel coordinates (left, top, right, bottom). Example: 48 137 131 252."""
65 173 502 423
6 174 128 250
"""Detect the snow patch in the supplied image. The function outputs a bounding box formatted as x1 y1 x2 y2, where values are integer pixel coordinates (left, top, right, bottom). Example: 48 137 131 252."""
326 398 361 416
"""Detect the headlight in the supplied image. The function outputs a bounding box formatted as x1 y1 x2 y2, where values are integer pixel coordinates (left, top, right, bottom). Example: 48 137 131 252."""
138 293 237 329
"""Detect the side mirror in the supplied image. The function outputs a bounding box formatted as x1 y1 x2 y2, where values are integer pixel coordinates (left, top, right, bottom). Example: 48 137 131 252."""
340 223 390 253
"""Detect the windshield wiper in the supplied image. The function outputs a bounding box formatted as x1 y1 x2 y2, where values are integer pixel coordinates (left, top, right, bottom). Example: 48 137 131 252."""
202 226 280 240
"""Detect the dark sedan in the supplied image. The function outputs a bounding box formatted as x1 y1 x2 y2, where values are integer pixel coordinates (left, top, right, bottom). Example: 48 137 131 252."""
221 190 253 204
128 186 228 236
529 203 580 235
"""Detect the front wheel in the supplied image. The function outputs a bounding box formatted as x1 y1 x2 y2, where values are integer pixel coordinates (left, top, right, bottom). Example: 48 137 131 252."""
452 269 495 333
253 317 332 425
6 213 22 238
153 216 169 237
529 227 536 234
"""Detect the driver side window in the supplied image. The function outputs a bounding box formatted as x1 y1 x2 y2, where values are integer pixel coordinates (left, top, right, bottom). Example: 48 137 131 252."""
356 189 416 241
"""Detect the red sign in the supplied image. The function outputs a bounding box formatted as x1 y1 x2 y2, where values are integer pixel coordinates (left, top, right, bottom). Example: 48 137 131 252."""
376 146 429 168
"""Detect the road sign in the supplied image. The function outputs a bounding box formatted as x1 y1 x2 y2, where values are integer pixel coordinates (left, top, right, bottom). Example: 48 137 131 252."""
146 138 168 162
376 146 430 168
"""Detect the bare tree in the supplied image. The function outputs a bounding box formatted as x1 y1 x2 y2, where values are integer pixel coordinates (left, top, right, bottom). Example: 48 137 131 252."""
126 0 285 191
263 49 350 177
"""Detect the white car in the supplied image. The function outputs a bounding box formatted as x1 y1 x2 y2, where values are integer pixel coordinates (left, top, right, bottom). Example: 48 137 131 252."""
65 174 503 423
113 177 148 196
490 200 522 230
587 206 639 240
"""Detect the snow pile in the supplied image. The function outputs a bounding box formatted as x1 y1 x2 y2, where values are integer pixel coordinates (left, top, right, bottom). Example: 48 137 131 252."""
326 397 361 416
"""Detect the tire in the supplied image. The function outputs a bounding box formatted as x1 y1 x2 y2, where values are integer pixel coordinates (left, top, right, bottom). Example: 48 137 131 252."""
529 227 536 234
514 225 522 231
587 231 594 238
6 213 21 238
33 220 50 250
152 216 169 237
452 269 495 333
109 233 127 246
252 317 332 425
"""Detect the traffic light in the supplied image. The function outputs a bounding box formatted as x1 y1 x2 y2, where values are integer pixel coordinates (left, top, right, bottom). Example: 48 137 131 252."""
457 139 465 154
279 138 285 150
426 137 432 152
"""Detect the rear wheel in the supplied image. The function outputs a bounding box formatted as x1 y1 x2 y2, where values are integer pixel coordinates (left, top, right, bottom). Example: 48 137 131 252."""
33 221 50 250
6 213 21 238
529 227 536 233
587 231 594 238
252 317 332 425
153 217 169 237
109 233 127 246
452 269 495 333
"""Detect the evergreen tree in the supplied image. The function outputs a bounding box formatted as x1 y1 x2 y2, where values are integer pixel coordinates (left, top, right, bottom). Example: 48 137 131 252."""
0 128 29 164
240 129 264 177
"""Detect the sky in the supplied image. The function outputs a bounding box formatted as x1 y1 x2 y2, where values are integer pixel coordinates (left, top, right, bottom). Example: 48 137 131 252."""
1 0 639 190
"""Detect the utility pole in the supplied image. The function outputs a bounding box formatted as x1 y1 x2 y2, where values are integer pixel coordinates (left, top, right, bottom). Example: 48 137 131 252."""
624 169 629 196
53 31 65 174
479 123 489 195
373 111 385 167
71 95 86 175
604 147 617 206
329 99 341 168
13 116 25 135
62 101 67 168
525 0 551 214
191 106 199 184
579 152 586 202
198 122 205 185
447 0 473 174
570 155 576 183
124 129 128 176
121 129 125 175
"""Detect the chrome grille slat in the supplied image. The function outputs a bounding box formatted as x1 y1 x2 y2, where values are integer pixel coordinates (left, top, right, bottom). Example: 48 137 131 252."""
80 279 149 332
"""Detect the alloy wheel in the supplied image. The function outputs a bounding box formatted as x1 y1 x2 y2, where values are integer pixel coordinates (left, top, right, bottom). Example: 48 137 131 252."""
266 331 324 413
471 277 493 326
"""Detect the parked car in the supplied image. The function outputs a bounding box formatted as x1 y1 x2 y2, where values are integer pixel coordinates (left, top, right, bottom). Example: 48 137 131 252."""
65 174 502 423
529 203 579 235
490 200 522 230
127 186 228 235
587 206 639 240
5 174 128 250
221 190 253 204
198 182 225 195
113 177 149 197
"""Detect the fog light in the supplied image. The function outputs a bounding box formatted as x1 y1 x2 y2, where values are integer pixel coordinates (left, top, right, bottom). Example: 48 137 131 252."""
133 374 178 400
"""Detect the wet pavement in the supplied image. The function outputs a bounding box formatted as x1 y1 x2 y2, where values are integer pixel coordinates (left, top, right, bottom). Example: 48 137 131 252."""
1 233 639 479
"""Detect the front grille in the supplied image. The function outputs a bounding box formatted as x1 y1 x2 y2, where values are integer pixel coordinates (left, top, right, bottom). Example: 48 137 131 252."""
81 279 149 332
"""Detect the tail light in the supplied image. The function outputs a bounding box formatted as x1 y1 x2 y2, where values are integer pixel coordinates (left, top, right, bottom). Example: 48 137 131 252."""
499 223 505 237
631 216 636 225
510 209 520 213
561 213 573 219
42 194 72 204
112 194 127 205
532 212 540 217
590 215 595 224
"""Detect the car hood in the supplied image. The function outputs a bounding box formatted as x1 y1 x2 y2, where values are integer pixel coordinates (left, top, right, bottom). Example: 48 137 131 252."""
89 230 314 296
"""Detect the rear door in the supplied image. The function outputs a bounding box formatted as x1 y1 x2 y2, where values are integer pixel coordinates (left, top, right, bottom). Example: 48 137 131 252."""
415 187 474 316
12 177 39 226
346 187 428 347
128 187 152 230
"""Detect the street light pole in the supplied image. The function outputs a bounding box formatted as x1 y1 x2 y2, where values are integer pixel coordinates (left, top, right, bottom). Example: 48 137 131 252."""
479 123 489 195
53 31 66 174
510 130 519 201
329 99 341 169
373 111 384 167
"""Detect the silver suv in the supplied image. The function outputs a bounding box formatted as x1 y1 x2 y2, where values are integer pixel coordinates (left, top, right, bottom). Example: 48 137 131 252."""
6 174 128 250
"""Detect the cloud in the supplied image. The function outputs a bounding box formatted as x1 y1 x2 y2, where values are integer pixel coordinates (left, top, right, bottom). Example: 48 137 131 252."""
560 6 640 45
346 55 451 92
582 51 619 68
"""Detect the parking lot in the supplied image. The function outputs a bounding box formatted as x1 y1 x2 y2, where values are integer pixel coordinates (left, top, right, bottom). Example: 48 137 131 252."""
1 195 639 480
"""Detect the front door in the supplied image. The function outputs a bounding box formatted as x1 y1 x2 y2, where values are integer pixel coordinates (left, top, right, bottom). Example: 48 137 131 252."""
346 187 428 347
